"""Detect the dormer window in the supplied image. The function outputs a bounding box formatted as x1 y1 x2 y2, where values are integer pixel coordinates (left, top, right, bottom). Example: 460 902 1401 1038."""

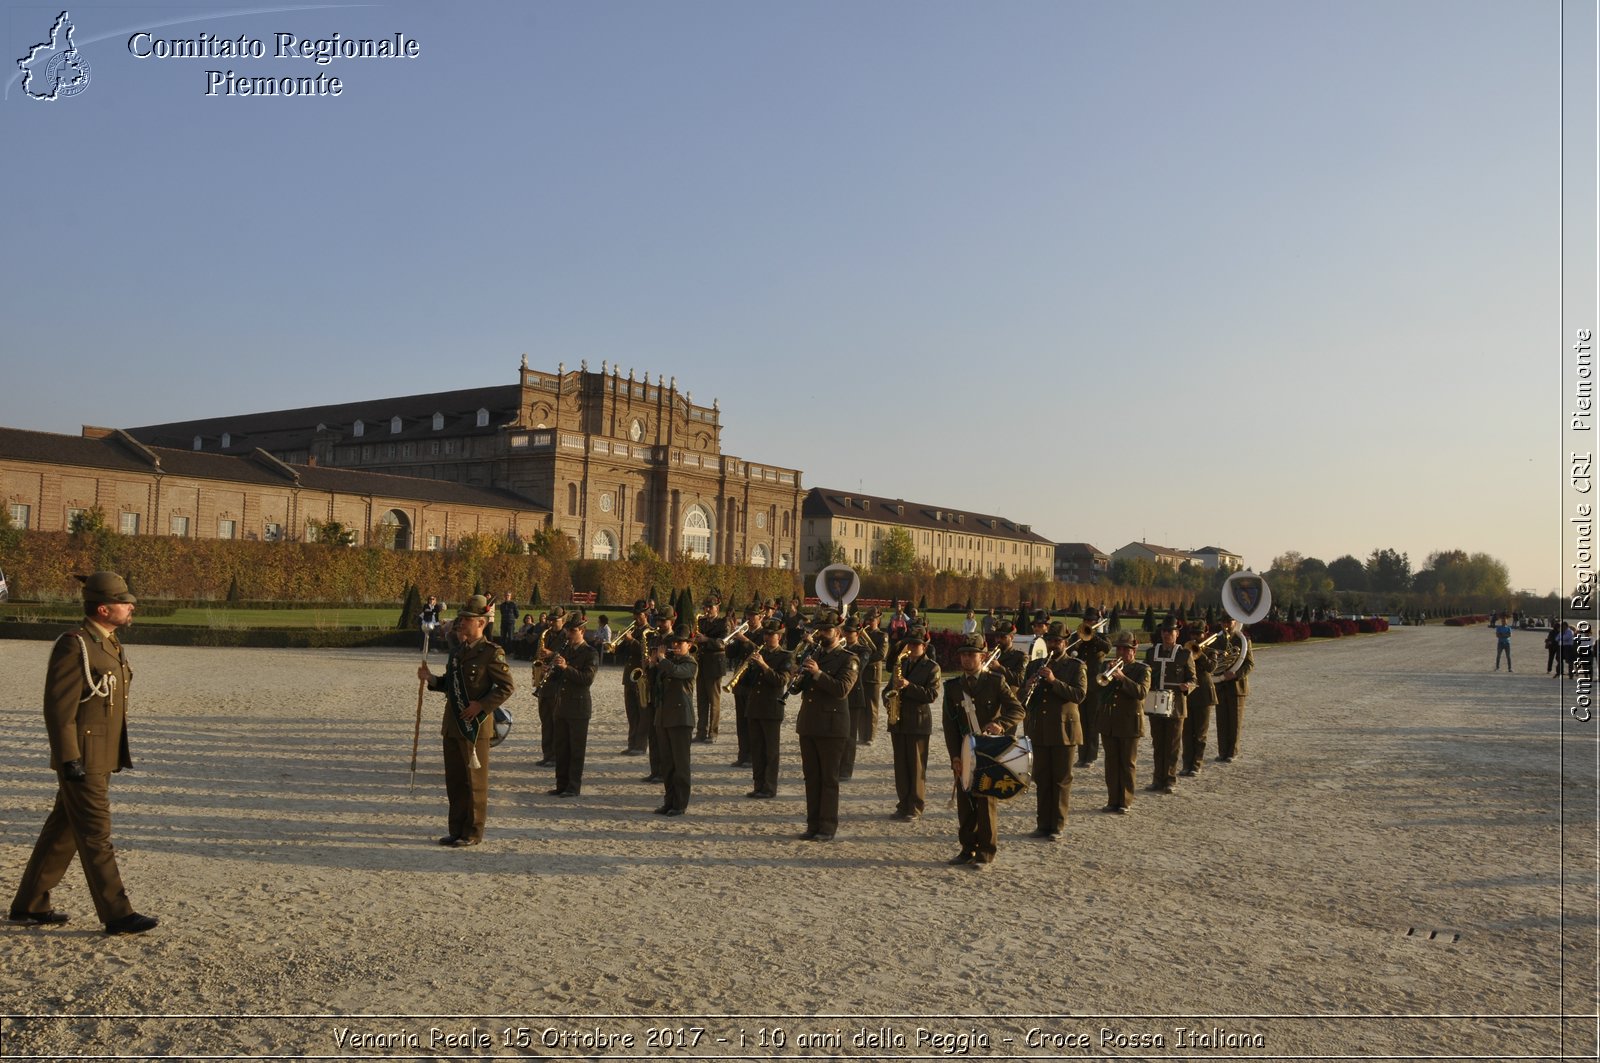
221 433 231 448
315 422 327 432
391 416 402 434
353 420 365 437
192 436 202 451
432 412 444 431
476 408 489 427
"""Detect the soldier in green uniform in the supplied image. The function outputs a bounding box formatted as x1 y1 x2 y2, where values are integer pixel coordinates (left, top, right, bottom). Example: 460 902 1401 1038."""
1181 623 1219 776
856 609 886 745
839 617 873 781
1214 617 1255 762
1021 621 1088 839
548 613 599 797
991 619 1028 693
693 596 729 742
10 572 158 935
615 600 653 757
1143 619 1195 794
742 619 793 798
793 609 859 841
1097 631 1151 814
887 625 941 821
1071 607 1113 768
418 595 515 847
651 629 698 815
532 606 566 767
943 634 1024 866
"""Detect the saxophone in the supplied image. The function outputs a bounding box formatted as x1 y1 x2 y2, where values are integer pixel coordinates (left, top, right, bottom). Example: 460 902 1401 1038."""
883 644 908 726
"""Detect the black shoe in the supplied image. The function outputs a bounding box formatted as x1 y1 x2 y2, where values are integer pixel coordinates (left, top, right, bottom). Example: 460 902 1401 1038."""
948 850 975 865
536 759 555 767
436 835 458 846
653 805 672 815
1179 768 1197 777
1157 785 1176 795
813 833 835 842
9 908 69 926
890 811 912 821
746 790 769 798
104 912 159 935
799 831 818 840
546 788 565 796
1114 806 1131 815
642 775 663 783
622 749 644 756
663 808 685 817
450 837 481 847
556 790 578 798
1217 756 1234 763
1101 804 1118 813
1143 784 1163 792
1031 827 1052 838
731 760 751 768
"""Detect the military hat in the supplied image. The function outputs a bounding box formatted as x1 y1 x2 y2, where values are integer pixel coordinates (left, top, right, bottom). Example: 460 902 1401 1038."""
1114 631 1139 648
550 605 567 618
955 633 986 653
1045 620 1069 639
1083 606 1102 621
1158 617 1180 632
812 608 843 629
994 620 1016 636
78 571 136 605
1031 610 1050 626
901 626 929 645
563 613 587 631
759 618 785 635
632 599 649 613
842 616 863 633
668 627 693 645
456 594 491 619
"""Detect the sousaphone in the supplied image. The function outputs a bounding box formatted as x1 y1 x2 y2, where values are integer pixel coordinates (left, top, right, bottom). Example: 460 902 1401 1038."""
1210 570 1272 679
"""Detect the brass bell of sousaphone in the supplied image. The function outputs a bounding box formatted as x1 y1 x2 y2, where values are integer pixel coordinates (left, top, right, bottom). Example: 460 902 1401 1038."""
1210 570 1273 679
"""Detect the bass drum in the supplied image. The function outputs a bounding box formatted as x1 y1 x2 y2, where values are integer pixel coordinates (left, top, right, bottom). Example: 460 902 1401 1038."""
490 705 513 747
959 734 1033 800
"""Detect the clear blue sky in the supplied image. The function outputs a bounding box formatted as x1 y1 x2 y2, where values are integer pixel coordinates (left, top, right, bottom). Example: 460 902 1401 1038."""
1 0 1585 593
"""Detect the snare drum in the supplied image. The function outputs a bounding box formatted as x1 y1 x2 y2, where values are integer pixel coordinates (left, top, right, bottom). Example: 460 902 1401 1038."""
1143 689 1175 717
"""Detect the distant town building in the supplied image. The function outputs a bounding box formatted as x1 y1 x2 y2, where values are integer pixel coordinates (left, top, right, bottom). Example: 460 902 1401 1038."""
1054 542 1110 584
0 426 548 548
126 359 804 567
800 488 1055 580
1191 545 1244 571
1111 541 1199 569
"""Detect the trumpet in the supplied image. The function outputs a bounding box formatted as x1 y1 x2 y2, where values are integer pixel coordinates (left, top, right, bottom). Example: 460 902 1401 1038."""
1095 657 1126 687
721 620 750 646
976 645 1004 674
1185 630 1222 655
605 620 638 653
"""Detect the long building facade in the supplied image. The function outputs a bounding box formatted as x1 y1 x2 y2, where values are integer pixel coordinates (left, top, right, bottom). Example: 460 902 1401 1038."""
801 488 1056 580
127 359 804 568
0 426 549 548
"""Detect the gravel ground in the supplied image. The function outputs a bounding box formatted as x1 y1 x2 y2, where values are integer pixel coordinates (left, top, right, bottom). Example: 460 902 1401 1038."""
0 625 1592 1061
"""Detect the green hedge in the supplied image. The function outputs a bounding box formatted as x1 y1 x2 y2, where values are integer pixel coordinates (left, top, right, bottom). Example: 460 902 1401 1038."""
0 620 424 649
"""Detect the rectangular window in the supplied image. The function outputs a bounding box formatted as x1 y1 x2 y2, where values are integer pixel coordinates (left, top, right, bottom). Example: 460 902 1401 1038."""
218 519 236 540
430 441 441 455
305 522 319 543
264 522 282 542
65 507 84 529
8 503 29 528
119 512 140 535
170 515 190 537
427 534 442 551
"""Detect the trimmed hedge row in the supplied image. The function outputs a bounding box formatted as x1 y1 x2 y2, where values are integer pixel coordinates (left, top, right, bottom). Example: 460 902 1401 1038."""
1443 614 1494 627
0 620 422 649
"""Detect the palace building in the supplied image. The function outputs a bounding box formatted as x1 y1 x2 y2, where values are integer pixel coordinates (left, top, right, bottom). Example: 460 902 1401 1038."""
126 358 805 567
800 488 1056 580
0 426 548 548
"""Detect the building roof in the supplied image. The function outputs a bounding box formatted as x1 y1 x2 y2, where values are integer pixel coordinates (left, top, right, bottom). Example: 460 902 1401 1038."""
1192 545 1239 555
1055 542 1107 556
125 384 524 454
803 487 1053 544
1114 540 1198 558
0 426 547 514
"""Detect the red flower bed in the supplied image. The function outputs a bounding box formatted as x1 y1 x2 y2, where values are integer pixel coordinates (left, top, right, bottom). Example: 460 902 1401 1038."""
1309 621 1344 638
1357 617 1390 633
1443 614 1492 627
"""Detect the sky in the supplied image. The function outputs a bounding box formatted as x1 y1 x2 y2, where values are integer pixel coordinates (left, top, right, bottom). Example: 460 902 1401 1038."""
0 0 1592 595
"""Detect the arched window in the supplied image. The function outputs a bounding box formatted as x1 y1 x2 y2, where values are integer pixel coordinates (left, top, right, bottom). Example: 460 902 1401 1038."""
192 436 202 451
432 412 444 430
377 509 410 550
391 416 402 434
220 433 231 449
567 483 578 516
592 529 617 560
781 511 791 536
353 420 365 437
727 500 739 533
779 552 792 570
751 544 769 567
476 408 490 427
683 505 712 559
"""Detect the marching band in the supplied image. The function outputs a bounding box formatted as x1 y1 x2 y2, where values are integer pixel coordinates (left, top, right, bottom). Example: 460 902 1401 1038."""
414 591 1258 865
